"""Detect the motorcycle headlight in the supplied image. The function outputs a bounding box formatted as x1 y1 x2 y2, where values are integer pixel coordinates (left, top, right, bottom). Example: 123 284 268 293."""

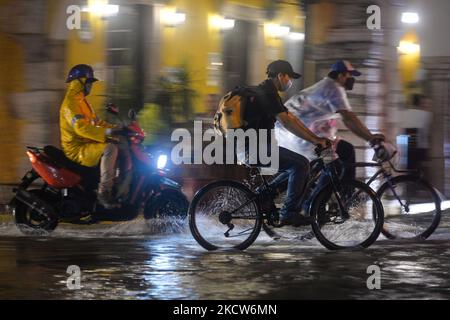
157 154 168 169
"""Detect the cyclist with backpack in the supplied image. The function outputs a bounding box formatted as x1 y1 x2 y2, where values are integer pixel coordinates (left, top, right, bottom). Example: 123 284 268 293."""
216 60 330 226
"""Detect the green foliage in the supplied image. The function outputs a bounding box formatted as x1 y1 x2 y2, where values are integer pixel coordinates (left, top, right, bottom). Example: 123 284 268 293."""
137 103 167 145
153 65 197 126
137 65 197 146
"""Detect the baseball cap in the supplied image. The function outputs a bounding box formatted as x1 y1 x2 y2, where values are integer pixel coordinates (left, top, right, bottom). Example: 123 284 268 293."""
330 60 361 76
266 60 301 79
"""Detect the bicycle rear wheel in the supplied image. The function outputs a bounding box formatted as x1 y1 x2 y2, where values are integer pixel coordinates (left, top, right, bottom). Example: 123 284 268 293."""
377 175 441 240
189 180 262 251
310 180 384 250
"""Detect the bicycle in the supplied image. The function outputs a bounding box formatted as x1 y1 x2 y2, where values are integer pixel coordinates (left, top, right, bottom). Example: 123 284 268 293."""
351 144 441 240
188 146 384 251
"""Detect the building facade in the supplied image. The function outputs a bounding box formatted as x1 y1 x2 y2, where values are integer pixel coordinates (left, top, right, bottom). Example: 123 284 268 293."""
1 0 449 200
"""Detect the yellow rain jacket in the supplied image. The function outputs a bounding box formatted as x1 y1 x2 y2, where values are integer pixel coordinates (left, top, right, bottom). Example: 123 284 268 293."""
59 80 114 167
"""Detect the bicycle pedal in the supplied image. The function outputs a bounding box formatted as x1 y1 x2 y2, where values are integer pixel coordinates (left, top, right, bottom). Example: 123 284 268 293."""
262 223 281 240
298 231 315 241
271 221 286 228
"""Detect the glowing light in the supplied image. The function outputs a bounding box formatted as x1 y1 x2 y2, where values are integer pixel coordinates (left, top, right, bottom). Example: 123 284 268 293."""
265 23 290 38
157 155 168 169
26 151 37 164
210 15 235 30
161 9 186 26
397 41 420 54
288 32 305 41
221 19 235 30
82 3 119 17
384 200 450 215
400 200 450 215
401 12 419 24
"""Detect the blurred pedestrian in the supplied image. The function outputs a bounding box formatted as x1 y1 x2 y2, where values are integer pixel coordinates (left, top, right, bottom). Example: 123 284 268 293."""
400 94 432 169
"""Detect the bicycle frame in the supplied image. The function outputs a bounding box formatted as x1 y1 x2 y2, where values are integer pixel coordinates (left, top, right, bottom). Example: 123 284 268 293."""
189 148 385 250
338 158 421 213
229 152 348 222
352 160 420 187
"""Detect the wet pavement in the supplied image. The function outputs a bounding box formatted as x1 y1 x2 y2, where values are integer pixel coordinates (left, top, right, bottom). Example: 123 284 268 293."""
0 213 449 300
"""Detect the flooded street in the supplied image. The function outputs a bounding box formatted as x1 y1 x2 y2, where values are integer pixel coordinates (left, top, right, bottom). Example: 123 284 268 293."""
0 213 449 300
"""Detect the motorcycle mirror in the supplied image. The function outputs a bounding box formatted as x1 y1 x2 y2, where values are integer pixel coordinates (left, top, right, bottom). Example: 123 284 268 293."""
128 108 137 120
106 103 120 114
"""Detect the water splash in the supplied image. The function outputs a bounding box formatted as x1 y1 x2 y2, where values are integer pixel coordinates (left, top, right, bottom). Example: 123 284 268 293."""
0 215 188 239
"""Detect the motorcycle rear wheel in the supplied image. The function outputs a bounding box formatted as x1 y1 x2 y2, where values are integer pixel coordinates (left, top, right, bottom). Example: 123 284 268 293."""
13 189 59 235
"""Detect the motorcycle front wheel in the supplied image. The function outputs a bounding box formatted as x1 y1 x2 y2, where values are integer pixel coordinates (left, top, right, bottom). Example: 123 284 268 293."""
144 189 189 220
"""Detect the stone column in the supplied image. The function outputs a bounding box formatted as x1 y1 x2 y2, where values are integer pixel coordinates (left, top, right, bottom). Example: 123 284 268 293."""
422 57 450 196
0 0 66 184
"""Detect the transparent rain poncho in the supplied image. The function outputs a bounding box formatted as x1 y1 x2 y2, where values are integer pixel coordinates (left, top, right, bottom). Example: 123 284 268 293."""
275 77 352 160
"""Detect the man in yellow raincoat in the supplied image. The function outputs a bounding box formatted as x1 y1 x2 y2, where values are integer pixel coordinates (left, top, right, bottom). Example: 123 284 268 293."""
60 64 121 209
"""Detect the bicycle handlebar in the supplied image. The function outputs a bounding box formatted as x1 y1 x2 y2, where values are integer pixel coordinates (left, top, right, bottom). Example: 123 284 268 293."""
369 138 384 148
314 143 332 157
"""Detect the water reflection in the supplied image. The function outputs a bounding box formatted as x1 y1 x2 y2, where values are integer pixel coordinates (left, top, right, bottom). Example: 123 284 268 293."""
0 214 448 299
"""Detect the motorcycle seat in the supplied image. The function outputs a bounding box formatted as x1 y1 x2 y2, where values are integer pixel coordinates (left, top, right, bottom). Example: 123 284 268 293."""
43 145 98 176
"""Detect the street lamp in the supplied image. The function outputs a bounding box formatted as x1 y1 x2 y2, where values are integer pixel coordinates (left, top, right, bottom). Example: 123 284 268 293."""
82 2 119 17
265 23 290 38
162 10 186 27
210 15 235 31
401 12 419 24
397 40 420 54
288 32 305 41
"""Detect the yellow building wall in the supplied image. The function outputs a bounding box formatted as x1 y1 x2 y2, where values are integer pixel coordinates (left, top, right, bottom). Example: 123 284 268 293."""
65 0 107 112
160 0 304 114
398 31 421 97
309 1 336 45
0 0 26 184
160 0 222 115
229 0 264 7
302 1 336 86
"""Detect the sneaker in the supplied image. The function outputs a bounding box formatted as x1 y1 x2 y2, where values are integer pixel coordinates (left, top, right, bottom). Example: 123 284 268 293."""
279 213 311 227
97 191 121 210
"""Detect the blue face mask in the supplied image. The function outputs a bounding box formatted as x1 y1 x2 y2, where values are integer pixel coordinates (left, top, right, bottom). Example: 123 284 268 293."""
281 79 293 92
84 83 93 96
77 79 92 96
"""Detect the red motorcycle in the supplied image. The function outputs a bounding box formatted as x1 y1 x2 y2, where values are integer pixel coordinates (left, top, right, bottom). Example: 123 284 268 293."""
8 105 188 235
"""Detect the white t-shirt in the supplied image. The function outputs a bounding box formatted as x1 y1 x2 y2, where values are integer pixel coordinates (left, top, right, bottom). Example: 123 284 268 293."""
275 77 351 160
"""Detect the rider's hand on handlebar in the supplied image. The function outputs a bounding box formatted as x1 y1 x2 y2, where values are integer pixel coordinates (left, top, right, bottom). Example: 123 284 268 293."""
369 133 385 147
106 136 120 144
314 137 332 156
106 126 127 136
105 127 127 144
317 137 332 150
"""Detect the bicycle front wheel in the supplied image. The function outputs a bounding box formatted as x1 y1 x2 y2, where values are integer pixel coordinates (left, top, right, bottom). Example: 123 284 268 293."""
377 175 441 240
189 180 262 251
310 180 384 250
